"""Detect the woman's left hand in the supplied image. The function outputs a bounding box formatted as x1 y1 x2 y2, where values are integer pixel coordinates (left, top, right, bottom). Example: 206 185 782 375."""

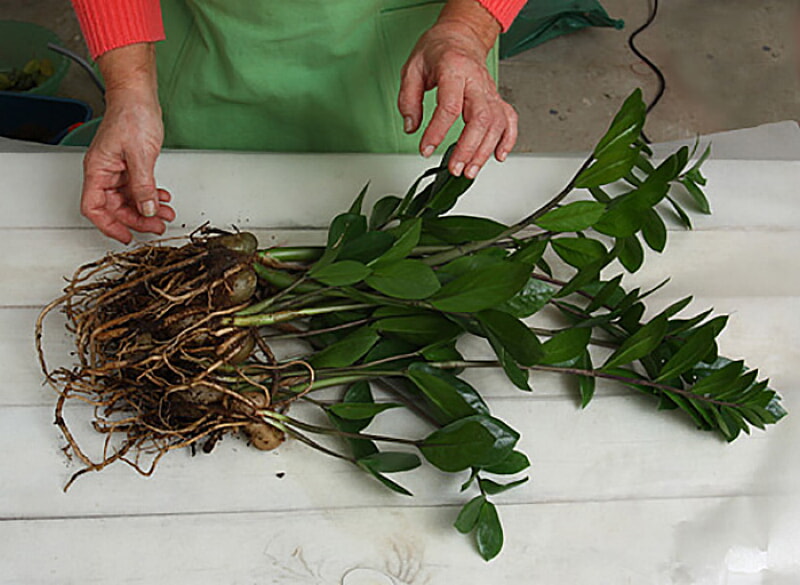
398 2 518 179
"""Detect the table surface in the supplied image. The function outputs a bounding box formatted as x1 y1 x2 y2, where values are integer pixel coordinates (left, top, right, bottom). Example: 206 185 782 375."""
1 147 799 585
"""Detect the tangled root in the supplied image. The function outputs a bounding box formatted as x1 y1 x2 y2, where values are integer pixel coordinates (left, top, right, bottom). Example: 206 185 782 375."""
36 229 299 489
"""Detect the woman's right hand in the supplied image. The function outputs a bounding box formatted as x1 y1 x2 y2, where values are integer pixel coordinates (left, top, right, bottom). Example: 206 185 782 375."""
81 43 175 244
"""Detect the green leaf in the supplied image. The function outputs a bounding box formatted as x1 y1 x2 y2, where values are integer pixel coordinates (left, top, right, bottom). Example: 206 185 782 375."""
338 231 395 264
439 248 507 282
478 476 529 496
666 195 693 229
552 237 608 269
534 201 606 232
656 325 717 382
326 212 367 249
615 235 644 273
641 209 668 253
327 381 379 458
365 259 441 299
488 337 531 391
423 216 507 244
363 467 413 496
584 274 624 313
689 360 745 396
369 195 401 230
476 501 504 561
680 177 712 214
420 415 520 473
455 496 485 534
477 309 544 366
540 327 591 365
312 260 371 286
348 182 369 214
431 261 531 313
603 316 669 369
496 276 555 318
425 172 474 216
577 350 596 408
481 450 531 475
328 402 402 420
575 147 639 189
309 327 380 368
357 452 421 473
407 363 490 423
510 238 547 265
555 255 612 299
592 89 646 158
373 218 421 265
373 313 462 346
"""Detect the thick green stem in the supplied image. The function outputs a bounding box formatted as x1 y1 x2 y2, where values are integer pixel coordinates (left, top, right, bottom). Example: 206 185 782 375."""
257 246 324 264
228 303 371 327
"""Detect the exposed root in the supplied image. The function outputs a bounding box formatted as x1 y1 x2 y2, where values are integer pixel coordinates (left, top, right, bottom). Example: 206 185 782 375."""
37 230 313 490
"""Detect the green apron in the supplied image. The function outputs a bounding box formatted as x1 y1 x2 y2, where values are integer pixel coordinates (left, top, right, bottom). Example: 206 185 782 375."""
156 0 498 153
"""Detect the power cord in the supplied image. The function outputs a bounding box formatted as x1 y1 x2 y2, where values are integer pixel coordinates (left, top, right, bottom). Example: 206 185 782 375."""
627 0 665 143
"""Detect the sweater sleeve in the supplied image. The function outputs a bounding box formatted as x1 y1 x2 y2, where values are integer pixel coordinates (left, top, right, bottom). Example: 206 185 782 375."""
476 0 527 32
70 0 165 60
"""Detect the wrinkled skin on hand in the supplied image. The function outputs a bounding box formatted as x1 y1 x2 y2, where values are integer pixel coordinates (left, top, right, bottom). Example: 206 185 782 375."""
81 88 175 244
398 19 518 180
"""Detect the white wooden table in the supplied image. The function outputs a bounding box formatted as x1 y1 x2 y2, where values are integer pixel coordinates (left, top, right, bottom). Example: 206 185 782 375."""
1 146 799 584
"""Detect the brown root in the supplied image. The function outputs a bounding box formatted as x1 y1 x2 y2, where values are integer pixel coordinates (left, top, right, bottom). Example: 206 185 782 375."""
36 230 307 489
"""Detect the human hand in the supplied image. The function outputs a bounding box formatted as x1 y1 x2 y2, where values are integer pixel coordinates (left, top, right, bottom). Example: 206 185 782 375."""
81 89 174 244
398 1 518 179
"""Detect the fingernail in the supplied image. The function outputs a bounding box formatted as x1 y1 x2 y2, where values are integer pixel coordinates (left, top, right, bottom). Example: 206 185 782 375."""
141 200 157 218
465 165 480 179
404 116 414 133
452 161 465 176
498 151 508 162
422 145 435 158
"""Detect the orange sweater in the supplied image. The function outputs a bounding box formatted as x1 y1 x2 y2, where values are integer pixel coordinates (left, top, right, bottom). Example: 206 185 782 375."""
71 0 527 59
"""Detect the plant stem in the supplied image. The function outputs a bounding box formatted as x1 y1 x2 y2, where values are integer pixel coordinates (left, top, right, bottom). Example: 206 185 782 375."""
265 411 420 446
229 303 372 327
421 156 595 266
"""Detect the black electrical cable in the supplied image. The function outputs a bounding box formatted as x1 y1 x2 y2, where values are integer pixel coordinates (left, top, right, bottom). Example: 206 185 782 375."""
627 0 665 143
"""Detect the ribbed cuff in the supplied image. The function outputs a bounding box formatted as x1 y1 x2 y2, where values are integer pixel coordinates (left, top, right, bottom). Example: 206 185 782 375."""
476 0 527 32
71 0 166 60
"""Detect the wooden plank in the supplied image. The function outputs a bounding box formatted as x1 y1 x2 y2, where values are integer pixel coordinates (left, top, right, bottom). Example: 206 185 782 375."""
2 495 796 584
1 226 798 307
3 392 796 520
1 152 798 230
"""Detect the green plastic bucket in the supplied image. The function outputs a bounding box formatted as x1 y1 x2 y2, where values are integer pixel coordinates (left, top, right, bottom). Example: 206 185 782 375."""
0 21 70 95
59 116 102 146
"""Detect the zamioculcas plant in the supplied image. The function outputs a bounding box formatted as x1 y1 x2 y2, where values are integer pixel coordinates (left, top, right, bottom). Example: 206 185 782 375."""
37 89 785 561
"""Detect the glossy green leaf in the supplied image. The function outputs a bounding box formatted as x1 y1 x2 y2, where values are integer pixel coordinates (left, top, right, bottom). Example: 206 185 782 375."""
328 402 402 420
666 195 693 229
309 327 380 368
584 274 624 313
363 467 413 496
603 316 669 369
487 336 531 391
420 415 520 473
496 276 555 319
540 327 591 365
407 363 490 423
338 231 395 263
534 201 606 232
555 255 612 299
552 237 608 269
478 476 529 496
424 170 474 216
423 216 507 244
615 235 644 273
369 195 401 230
439 248 507 282
455 495 486 534
575 148 639 189
357 451 421 473
373 313 462 345
365 259 440 299
680 177 712 214
373 218 421 265
510 238 547 265
592 89 646 158
577 350 596 408
348 182 369 214
477 309 543 366
481 450 531 475
641 209 667 252
312 260 371 286
476 501 504 561
431 261 531 313
656 325 717 382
